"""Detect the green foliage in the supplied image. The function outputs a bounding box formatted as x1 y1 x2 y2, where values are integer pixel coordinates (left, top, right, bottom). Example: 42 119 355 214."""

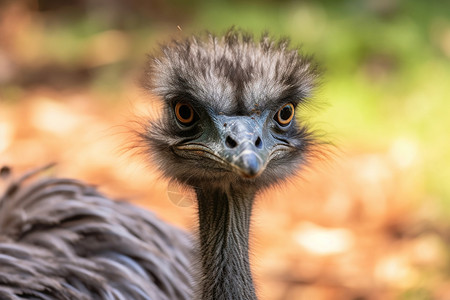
194 0 450 213
3 0 450 215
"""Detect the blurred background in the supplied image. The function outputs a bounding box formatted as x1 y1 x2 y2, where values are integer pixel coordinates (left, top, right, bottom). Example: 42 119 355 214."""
1 0 450 299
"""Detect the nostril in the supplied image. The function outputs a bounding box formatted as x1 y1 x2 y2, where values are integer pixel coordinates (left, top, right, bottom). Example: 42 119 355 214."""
255 137 262 149
225 136 238 148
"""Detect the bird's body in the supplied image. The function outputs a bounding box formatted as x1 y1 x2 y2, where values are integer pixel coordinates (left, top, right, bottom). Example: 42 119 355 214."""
0 30 320 300
0 169 193 299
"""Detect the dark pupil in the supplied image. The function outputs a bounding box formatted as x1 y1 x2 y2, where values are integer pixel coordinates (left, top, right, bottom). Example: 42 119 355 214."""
280 106 292 121
179 105 192 120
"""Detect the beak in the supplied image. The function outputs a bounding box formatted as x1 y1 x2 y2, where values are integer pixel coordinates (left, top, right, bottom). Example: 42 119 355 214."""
232 148 263 178
216 116 267 178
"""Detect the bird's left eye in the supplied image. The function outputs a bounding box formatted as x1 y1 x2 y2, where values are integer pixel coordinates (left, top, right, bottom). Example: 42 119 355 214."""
274 103 295 126
174 102 197 126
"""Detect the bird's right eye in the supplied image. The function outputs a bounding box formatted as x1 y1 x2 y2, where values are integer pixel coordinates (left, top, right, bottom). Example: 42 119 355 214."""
174 102 197 126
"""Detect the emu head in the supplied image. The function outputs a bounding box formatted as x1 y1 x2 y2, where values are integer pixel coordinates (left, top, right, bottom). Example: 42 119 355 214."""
142 30 319 191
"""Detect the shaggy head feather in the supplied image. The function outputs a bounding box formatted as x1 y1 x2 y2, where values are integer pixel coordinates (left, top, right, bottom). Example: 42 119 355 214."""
141 29 320 190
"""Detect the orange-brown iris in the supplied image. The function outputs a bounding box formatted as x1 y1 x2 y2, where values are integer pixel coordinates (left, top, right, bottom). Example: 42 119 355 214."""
275 103 294 126
175 102 195 125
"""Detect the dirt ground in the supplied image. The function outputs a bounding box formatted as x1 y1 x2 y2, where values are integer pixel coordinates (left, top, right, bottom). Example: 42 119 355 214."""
1 87 448 300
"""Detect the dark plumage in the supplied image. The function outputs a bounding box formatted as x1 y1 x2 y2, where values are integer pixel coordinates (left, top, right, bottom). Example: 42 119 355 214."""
0 29 320 300
0 166 193 299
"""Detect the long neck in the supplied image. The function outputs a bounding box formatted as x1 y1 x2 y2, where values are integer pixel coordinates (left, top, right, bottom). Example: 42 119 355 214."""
195 185 257 300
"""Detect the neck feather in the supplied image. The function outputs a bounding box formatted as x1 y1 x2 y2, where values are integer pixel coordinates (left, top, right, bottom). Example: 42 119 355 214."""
195 185 257 300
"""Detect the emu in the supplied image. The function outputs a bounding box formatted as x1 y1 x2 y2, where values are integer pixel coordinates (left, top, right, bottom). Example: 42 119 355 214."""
0 30 319 300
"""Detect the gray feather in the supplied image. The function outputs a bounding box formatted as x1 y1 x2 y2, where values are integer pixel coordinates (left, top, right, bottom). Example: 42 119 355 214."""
0 168 194 299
